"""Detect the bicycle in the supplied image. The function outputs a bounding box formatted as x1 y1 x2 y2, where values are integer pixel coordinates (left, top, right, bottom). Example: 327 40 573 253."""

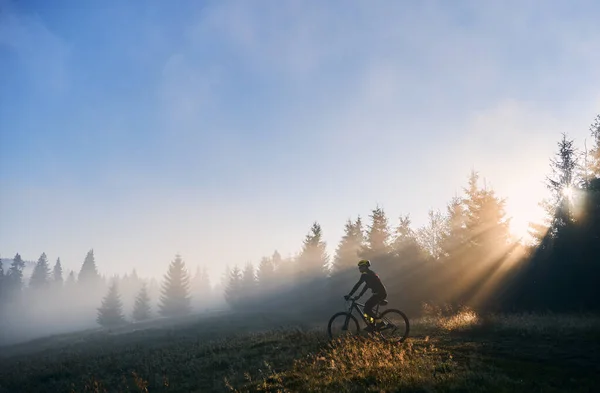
327 296 410 343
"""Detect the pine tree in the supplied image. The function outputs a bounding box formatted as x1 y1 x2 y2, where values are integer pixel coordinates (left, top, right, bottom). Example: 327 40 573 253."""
440 196 468 259
29 252 51 290
97 279 126 327
224 265 242 308
191 265 211 301
78 249 101 284
256 256 275 293
462 171 512 256
332 217 364 275
53 258 63 286
271 250 282 271
0 259 4 306
7 253 25 295
360 205 392 260
66 270 76 287
158 254 191 317
297 222 330 279
417 209 446 260
586 114 600 180
548 134 580 221
392 214 424 261
241 262 257 303
132 283 152 322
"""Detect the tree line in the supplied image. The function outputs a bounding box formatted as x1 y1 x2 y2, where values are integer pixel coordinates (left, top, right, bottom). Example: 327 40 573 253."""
218 114 600 316
0 250 213 335
1 114 599 333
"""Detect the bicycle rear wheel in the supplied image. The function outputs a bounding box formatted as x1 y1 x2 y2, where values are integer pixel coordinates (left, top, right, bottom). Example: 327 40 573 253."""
327 312 359 339
378 309 410 343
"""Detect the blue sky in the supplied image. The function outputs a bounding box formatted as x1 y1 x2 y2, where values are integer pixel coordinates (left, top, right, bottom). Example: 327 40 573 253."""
1 0 599 283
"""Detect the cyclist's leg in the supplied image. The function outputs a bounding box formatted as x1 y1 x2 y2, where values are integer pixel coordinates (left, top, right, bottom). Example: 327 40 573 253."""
364 295 378 325
373 293 387 327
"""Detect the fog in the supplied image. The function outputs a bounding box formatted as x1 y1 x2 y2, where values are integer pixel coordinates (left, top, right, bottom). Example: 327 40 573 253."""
0 254 226 346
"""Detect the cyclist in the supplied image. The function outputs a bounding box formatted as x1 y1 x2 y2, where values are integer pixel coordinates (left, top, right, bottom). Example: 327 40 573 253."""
344 259 388 331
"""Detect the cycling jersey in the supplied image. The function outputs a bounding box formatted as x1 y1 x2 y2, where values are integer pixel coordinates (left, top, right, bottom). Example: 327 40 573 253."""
349 269 387 297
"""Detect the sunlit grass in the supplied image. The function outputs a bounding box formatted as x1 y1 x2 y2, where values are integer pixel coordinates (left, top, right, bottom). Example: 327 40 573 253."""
227 335 514 393
2 308 599 392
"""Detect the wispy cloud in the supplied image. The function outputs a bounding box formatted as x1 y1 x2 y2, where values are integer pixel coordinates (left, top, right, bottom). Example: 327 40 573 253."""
1 0 599 283
0 1 70 93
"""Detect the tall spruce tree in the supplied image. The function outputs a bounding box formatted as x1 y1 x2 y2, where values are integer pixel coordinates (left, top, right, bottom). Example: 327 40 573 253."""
332 217 364 275
416 210 446 260
0 259 4 306
545 134 580 229
241 262 257 303
132 283 152 322
78 249 101 285
7 253 25 295
462 171 512 257
586 114 600 180
52 258 63 287
191 265 211 300
29 252 50 290
440 196 468 260
297 222 330 279
256 256 275 293
224 265 242 308
158 254 191 317
271 250 282 271
66 270 76 288
360 205 392 260
392 214 424 262
97 279 126 327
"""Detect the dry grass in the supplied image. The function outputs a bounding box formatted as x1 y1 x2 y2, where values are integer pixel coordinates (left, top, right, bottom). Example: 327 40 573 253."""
1 308 599 393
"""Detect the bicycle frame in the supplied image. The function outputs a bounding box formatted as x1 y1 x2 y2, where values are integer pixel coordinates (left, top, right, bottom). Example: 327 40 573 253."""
345 298 384 326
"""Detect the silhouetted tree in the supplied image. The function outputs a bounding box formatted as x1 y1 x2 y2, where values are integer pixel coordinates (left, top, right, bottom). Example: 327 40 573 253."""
462 171 512 261
0 260 4 307
330 217 366 295
545 134 581 233
297 222 330 279
29 253 50 290
224 265 242 308
241 262 257 303
65 270 76 288
191 265 211 301
331 217 364 275
440 197 468 259
97 279 126 327
52 258 63 287
274 254 297 289
586 114 600 180
7 253 25 296
159 254 191 317
256 256 276 293
271 250 282 272
78 249 101 285
360 206 392 260
132 283 152 322
417 210 445 260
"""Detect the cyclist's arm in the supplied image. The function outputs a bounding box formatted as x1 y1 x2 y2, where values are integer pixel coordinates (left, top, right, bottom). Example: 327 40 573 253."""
357 285 368 299
347 274 365 297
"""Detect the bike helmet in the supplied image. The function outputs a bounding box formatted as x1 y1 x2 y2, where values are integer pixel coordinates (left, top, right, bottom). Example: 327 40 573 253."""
357 259 371 267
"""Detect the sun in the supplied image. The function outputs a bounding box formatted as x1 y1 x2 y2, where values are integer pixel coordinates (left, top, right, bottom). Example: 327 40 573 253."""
504 188 548 242
562 186 574 200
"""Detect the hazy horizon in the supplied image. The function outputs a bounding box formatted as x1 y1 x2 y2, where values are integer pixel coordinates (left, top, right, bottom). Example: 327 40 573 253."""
2 0 599 284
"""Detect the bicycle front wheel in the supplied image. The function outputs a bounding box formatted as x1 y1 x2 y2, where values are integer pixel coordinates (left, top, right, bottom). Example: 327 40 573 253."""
378 309 410 343
327 312 359 339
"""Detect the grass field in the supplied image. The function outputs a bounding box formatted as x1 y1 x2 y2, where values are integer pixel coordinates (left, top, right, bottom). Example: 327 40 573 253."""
1 307 599 393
